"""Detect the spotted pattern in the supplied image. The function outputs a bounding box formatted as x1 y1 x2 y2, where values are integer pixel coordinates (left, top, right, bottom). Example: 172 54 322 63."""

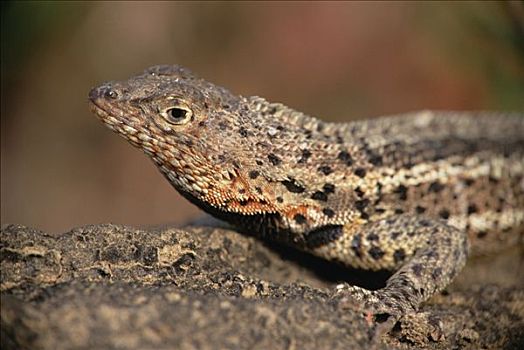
305 225 344 249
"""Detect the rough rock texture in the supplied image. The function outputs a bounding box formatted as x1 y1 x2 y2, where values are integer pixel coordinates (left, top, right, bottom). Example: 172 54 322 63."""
1 223 523 350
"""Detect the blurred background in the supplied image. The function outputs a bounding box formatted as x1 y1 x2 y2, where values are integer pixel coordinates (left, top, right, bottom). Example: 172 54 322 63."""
2 1 523 233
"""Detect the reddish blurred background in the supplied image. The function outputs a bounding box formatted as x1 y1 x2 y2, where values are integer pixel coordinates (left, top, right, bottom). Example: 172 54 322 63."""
2 1 523 233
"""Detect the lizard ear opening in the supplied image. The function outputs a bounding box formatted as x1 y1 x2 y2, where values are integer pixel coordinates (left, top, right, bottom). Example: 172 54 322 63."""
161 106 194 125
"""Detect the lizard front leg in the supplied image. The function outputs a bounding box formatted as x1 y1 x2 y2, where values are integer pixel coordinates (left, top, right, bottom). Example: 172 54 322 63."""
310 215 469 316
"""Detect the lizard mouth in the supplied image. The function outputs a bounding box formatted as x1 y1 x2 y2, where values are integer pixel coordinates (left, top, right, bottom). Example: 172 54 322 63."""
89 85 156 153
88 86 140 145
88 99 109 120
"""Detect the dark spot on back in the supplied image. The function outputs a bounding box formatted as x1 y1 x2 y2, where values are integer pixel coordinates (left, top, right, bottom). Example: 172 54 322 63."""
394 208 404 214
431 267 442 280
366 233 379 241
276 196 284 203
218 121 228 130
298 149 312 164
386 218 396 225
488 176 498 184
355 199 369 211
238 188 246 194
256 160 263 166
464 178 475 187
354 187 364 197
354 168 367 178
412 264 423 276
477 231 488 239
391 231 402 240
318 166 333 175
368 153 383 166
368 246 385 260
467 204 478 215
293 214 307 225
311 191 328 201
394 185 408 201
428 181 444 193
322 208 335 218
248 170 260 179
323 183 335 194
424 250 438 259
376 182 383 195
239 127 248 137
337 151 353 165
351 233 362 258
281 178 305 193
268 154 281 166
439 209 450 219
255 187 263 194
420 219 431 227
393 249 406 263
415 206 426 214
304 225 343 249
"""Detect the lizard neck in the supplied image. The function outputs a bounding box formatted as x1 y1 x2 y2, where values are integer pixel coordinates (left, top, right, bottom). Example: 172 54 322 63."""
175 188 300 246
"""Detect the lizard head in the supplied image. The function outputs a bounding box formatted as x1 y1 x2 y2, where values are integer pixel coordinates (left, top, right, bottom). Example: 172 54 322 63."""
89 65 370 240
88 65 278 215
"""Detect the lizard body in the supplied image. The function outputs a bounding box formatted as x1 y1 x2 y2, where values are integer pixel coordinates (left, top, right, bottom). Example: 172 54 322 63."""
89 65 524 316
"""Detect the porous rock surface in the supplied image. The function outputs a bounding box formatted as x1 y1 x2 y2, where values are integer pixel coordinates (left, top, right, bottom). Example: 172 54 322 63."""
1 223 523 349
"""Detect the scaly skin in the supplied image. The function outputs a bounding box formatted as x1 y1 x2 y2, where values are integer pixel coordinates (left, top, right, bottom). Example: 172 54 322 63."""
89 65 524 317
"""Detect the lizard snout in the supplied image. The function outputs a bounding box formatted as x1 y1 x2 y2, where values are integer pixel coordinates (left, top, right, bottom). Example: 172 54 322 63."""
89 83 120 103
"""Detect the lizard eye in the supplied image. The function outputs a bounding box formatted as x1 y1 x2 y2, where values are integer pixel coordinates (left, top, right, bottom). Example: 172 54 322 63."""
161 106 193 125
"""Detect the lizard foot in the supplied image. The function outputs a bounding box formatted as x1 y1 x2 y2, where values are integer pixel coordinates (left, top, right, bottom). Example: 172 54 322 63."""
333 284 446 344
335 283 416 316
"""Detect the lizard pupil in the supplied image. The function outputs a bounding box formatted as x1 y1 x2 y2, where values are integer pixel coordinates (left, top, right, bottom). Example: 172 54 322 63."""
165 107 192 124
168 108 186 121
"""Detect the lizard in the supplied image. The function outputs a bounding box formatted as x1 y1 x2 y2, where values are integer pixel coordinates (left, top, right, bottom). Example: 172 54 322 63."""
88 65 524 319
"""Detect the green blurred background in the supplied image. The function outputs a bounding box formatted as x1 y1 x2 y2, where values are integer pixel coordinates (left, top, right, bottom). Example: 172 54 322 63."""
2 1 523 233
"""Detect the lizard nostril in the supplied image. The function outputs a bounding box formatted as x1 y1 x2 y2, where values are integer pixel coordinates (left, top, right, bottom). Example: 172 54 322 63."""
105 88 119 99
88 85 119 102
